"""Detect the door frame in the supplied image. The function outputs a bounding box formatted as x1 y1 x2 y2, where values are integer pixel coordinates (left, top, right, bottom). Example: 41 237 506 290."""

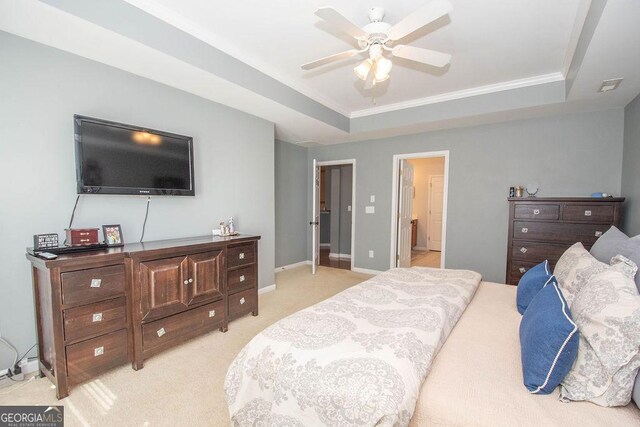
389 151 449 269
427 174 445 251
315 159 356 271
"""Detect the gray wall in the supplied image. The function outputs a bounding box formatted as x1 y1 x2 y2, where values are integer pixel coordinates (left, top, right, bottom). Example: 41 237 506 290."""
308 109 625 280
274 140 308 267
0 32 275 368
622 94 640 236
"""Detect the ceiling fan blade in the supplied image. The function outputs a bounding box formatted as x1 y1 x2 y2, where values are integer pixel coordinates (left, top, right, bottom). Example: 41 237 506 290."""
364 61 377 90
392 45 451 68
387 0 452 41
315 7 368 40
301 49 361 70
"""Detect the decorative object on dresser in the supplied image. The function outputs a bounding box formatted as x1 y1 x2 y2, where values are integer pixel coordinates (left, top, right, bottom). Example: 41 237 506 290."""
505 197 624 285
65 228 99 246
102 224 123 247
34 233 59 250
26 234 260 399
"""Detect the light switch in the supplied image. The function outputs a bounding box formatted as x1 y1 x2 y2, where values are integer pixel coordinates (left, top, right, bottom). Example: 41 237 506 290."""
365 206 375 214
347 205 352 212
370 195 375 203
369 250 374 258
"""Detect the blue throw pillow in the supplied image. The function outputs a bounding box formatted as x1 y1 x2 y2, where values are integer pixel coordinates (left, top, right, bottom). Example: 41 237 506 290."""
516 260 553 314
519 280 579 394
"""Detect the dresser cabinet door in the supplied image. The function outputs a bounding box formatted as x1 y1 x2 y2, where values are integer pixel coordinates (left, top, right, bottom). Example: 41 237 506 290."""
186 250 224 306
140 256 189 322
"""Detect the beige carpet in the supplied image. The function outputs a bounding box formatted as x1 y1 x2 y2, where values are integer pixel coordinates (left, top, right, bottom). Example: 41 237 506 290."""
0 266 371 426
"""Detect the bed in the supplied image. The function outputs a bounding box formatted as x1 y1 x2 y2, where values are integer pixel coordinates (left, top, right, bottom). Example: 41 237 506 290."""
225 268 640 426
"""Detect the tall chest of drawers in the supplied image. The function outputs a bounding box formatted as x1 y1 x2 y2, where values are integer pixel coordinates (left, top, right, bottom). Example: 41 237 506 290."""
506 197 624 285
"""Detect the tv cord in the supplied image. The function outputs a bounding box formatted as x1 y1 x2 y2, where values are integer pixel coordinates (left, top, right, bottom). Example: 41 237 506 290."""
63 195 81 246
140 197 151 242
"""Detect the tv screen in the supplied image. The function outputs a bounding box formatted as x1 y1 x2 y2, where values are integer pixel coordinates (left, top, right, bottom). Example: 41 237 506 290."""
74 115 194 196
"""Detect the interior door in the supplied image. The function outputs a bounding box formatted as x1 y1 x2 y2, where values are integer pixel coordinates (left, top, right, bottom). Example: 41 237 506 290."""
140 256 189 322
428 175 444 251
397 160 414 268
311 159 321 274
186 250 223 306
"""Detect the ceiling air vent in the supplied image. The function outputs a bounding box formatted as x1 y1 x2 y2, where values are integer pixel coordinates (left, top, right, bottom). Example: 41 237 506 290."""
598 78 623 93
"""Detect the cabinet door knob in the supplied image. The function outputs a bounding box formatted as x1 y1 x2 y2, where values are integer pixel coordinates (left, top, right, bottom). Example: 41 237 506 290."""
584 210 592 216
533 209 540 215
209 310 216 318
239 253 245 260
92 312 103 322
240 297 246 305
239 275 245 282
94 346 104 357
90 279 102 288
519 267 526 274
595 231 603 237
157 327 166 337
520 247 527 254
183 280 189 285
188 278 193 283
521 228 528 233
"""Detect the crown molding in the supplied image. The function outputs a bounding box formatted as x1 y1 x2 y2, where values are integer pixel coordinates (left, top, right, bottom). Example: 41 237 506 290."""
123 0 353 117
349 73 565 118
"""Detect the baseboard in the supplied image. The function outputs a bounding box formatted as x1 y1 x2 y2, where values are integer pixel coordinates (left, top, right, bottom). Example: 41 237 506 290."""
274 260 311 273
20 359 39 375
351 267 385 275
413 246 428 251
329 253 352 259
258 284 276 295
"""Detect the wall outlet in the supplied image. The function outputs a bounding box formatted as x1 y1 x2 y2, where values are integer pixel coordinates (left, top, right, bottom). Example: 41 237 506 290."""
370 195 375 203
369 250 374 258
365 206 375 214
347 205 351 212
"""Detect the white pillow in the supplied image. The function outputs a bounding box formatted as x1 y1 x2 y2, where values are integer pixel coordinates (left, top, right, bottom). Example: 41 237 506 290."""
554 242 608 307
559 259 640 406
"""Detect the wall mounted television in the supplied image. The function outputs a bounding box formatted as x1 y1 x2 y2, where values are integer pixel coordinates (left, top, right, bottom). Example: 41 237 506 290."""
74 115 195 196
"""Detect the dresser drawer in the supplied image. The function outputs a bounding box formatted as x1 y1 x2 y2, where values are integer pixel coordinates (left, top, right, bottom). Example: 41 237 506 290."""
228 265 256 294
513 221 606 245
61 265 125 306
227 243 255 268
66 329 128 385
510 241 568 264
228 288 257 320
64 297 127 343
510 261 556 283
562 205 615 223
142 299 225 355
514 204 560 220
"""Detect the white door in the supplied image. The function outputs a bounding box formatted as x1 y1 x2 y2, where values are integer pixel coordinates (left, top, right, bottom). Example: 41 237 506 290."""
428 175 444 251
397 160 414 268
311 160 321 274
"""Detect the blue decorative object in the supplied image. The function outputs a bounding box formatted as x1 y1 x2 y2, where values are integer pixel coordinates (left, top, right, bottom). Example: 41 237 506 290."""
519 281 579 394
516 260 553 315
591 192 604 198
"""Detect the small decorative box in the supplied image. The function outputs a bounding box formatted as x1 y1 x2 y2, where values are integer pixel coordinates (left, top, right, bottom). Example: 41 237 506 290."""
65 228 100 246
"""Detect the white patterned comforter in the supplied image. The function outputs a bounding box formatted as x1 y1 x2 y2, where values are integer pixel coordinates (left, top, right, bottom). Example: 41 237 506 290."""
225 267 482 426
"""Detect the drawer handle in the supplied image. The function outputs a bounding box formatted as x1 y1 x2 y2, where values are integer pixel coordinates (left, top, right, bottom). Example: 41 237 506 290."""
90 279 102 288
519 267 526 274
209 310 216 318
188 278 193 283
533 209 540 215
157 327 166 337
239 275 246 282
183 279 189 285
92 312 103 322
520 247 527 254
80 239 90 242
94 346 104 357
595 231 603 237
240 297 246 305
585 210 592 217
239 253 245 260
521 228 528 233
80 232 90 236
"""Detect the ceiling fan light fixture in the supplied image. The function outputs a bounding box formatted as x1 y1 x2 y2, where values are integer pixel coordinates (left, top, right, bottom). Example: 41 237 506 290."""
375 57 393 81
353 59 373 81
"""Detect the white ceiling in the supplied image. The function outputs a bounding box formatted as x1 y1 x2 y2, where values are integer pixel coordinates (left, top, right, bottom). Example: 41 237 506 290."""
1 0 639 145
126 0 581 115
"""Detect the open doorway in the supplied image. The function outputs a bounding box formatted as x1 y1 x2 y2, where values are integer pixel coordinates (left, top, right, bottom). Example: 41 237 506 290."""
390 151 449 269
311 159 356 274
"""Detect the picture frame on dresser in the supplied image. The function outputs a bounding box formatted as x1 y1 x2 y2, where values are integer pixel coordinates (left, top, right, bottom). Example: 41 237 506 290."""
505 197 624 285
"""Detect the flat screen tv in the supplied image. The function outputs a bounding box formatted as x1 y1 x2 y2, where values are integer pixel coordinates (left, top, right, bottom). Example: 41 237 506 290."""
74 115 195 196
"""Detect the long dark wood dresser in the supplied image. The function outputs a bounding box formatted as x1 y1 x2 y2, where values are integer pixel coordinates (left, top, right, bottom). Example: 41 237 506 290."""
506 197 624 285
26 234 260 398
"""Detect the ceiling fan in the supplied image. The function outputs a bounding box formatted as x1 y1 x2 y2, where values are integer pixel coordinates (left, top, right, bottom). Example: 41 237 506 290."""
302 0 453 89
